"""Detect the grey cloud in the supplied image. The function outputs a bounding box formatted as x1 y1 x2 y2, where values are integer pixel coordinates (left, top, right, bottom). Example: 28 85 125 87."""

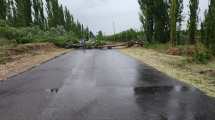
60 0 209 35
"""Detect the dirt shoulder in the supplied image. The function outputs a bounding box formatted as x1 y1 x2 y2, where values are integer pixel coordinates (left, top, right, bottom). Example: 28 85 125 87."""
120 47 215 97
0 43 71 80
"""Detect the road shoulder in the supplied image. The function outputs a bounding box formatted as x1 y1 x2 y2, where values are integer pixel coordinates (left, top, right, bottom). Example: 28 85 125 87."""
0 43 71 81
120 47 215 97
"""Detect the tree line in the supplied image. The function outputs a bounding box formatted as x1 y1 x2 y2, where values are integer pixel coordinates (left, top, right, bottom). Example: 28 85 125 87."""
0 0 94 39
104 29 143 42
138 0 215 54
138 0 184 45
138 0 215 51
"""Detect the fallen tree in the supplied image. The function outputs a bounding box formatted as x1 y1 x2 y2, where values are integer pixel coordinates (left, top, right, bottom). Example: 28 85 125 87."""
65 40 145 49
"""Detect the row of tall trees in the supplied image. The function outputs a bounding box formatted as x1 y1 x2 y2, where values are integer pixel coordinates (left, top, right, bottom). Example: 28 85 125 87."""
104 29 143 42
201 0 215 53
138 0 199 46
138 0 171 43
0 0 93 38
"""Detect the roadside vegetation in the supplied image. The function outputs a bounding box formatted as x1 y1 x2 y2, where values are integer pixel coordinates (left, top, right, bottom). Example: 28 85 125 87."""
0 43 70 80
106 0 215 97
0 0 97 79
0 0 94 46
0 0 96 64
121 48 215 96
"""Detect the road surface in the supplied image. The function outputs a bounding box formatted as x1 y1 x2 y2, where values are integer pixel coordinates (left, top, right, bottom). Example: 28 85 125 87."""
0 50 215 120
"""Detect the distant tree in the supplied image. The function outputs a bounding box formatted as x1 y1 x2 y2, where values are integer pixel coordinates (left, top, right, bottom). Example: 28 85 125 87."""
64 7 73 31
202 0 215 53
25 0 32 26
15 0 26 26
5 0 12 24
38 0 46 29
46 0 53 28
170 0 177 47
0 0 7 20
58 5 65 27
46 0 66 29
85 27 90 40
138 0 154 43
89 31 95 38
188 0 199 44
33 0 46 29
33 0 40 25
200 22 205 45
153 0 169 43
138 0 169 43
176 0 184 44
15 0 32 26
97 31 103 40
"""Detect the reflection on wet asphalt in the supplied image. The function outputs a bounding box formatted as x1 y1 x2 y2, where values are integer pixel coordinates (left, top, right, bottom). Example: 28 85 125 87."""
0 50 215 120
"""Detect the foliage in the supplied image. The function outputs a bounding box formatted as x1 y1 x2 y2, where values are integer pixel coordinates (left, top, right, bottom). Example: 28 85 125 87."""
0 24 79 47
138 0 170 43
138 0 154 43
0 25 18 40
202 0 215 54
192 52 211 64
0 0 94 48
170 0 177 47
191 43 211 64
0 0 7 20
188 0 199 44
176 0 184 44
104 29 143 42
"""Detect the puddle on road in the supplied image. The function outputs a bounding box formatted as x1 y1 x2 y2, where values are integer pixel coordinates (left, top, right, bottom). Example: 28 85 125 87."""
46 88 60 93
134 85 191 95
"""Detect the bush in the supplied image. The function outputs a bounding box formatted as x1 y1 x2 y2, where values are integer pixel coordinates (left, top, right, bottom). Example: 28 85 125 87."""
0 26 18 39
16 34 33 44
191 43 212 64
0 20 7 27
192 52 211 64
0 25 79 47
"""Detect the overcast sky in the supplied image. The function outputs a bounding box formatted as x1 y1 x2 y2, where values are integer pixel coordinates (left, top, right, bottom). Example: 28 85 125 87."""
60 0 209 35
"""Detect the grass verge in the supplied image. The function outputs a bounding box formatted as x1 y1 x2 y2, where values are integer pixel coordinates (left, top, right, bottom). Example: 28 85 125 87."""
0 43 71 80
120 47 215 97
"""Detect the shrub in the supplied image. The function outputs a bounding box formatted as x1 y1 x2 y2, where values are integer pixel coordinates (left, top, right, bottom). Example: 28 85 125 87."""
0 24 80 48
192 52 211 64
191 43 212 64
0 26 18 39
16 33 33 44
0 20 7 27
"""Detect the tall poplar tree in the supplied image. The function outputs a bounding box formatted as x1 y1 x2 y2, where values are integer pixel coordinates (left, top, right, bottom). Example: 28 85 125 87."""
138 0 169 43
0 0 7 20
138 0 154 43
15 0 32 26
153 0 169 43
188 0 199 44
64 7 73 31
170 0 177 47
176 0 183 44
203 0 215 53
33 0 45 29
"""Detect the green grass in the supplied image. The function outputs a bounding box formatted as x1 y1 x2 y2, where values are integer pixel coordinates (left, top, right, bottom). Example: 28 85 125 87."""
144 42 170 53
0 38 17 64
121 47 215 97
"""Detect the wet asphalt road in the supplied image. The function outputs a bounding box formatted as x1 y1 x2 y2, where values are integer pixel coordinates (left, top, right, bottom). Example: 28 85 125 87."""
0 50 215 120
